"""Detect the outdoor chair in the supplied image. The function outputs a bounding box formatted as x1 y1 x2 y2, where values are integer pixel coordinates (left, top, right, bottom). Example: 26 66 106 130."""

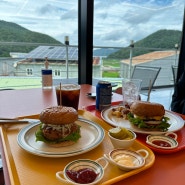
114 65 161 101
131 65 161 99
171 65 178 84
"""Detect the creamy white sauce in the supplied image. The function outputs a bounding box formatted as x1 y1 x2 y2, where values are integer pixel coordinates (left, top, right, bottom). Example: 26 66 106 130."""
42 123 74 138
113 154 139 167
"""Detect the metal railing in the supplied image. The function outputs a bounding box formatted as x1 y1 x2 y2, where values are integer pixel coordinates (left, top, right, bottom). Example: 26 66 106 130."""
0 42 179 89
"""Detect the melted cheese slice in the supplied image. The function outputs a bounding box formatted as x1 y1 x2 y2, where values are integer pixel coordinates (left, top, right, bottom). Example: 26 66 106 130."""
134 114 163 121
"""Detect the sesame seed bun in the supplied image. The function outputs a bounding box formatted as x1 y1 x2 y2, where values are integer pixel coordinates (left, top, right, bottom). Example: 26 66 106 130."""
39 106 78 125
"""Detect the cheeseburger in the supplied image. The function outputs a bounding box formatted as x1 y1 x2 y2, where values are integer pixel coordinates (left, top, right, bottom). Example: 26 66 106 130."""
35 106 81 147
127 101 170 131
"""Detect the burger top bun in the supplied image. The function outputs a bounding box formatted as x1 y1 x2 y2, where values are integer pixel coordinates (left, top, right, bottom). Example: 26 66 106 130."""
130 101 165 117
39 106 78 125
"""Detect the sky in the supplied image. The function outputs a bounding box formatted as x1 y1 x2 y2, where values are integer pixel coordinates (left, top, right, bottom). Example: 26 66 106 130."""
0 0 184 47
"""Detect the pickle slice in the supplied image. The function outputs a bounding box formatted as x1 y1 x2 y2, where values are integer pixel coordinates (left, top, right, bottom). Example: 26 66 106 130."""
109 127 127 139
109 127 133 140
126 130 134 139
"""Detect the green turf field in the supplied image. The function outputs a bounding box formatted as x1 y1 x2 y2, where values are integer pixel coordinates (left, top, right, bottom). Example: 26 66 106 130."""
0 77 42 89
0 59 122 90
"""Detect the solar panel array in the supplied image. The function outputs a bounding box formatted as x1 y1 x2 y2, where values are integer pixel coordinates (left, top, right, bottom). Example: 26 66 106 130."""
25 46 78 60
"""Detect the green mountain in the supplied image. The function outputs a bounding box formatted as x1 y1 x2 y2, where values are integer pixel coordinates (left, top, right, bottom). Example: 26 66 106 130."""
0 20 62 57
108 29 182 59
0 20 182 58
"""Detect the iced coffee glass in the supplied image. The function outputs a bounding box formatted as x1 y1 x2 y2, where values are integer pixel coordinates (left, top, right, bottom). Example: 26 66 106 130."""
122 78 142 106
55 84 81 110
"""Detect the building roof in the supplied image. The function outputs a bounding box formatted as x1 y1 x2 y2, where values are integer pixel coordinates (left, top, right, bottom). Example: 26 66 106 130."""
121 50 177 65
18 45 101 65
25 46 78 60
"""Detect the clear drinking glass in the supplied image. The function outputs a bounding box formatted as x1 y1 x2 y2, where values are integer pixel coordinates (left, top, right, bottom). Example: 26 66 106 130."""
122 78 142 105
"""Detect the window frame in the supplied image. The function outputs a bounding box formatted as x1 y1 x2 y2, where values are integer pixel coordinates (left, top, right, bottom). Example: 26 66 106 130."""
177 8 185 82
26 68 33 76
78 1 185 85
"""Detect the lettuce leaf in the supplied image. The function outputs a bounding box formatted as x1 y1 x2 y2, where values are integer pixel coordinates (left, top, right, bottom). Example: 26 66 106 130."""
35 123 81 144
127 113 170 131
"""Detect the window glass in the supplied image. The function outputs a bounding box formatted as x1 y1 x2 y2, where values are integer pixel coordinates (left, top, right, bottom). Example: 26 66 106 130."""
0 0 78 89
26 68 33 76
93 0 185 87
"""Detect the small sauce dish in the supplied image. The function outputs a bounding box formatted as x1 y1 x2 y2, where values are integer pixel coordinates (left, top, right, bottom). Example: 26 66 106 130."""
104 148 149 171
146 132 178 150
56 158 108 185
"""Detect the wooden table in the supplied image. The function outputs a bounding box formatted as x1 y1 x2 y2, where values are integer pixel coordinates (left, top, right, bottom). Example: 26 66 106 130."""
0 84 185 185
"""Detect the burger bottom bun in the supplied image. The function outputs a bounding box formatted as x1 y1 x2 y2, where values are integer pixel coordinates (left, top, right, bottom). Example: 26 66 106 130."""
46 140 75 148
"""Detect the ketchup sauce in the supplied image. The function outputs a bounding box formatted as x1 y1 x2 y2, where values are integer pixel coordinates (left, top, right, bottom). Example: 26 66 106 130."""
152 140 171 147
66 168 99 184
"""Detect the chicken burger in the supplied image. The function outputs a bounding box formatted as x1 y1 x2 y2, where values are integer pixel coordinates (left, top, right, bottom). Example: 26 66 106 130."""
35 106 81 147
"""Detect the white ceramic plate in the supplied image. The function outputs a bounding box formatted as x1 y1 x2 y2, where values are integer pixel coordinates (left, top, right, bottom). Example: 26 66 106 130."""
17 118 104 157
101 106 184 135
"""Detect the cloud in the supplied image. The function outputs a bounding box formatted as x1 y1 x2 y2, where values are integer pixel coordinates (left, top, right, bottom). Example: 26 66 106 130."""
37 4 67 15
93 0 183 46
0 0 184 47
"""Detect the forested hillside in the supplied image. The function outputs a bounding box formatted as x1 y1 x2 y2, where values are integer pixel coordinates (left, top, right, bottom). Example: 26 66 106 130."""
0 20 62 57
0 20 182 59
108 29 181 59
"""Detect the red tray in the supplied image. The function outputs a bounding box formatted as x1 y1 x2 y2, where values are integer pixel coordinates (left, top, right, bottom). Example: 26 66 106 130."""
85 103 185 154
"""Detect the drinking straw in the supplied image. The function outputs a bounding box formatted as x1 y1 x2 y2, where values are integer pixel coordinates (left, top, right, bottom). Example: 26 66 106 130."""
147 79 152 102
60 82 62 106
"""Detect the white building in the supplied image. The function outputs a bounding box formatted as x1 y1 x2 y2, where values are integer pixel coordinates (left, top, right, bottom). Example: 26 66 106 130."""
14 46 101 79
120 50 179 86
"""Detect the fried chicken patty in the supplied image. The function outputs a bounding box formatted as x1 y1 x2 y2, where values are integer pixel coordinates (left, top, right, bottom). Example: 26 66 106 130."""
41 122 79 141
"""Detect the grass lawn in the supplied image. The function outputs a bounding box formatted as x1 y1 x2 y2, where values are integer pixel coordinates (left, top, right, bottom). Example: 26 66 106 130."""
103 71 120 78
102 58 121 78
103 58 120 67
